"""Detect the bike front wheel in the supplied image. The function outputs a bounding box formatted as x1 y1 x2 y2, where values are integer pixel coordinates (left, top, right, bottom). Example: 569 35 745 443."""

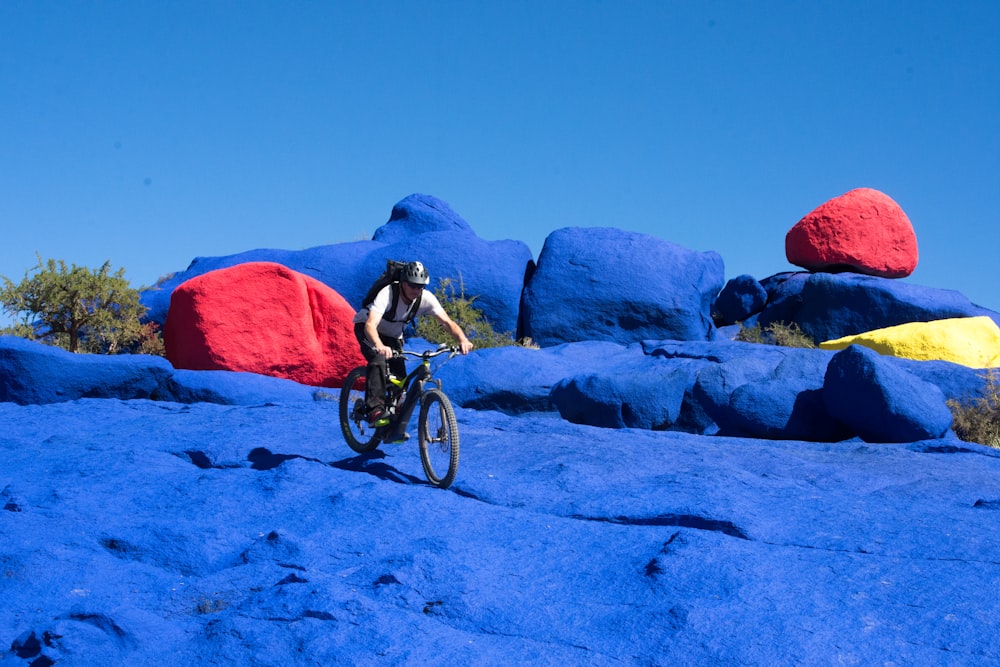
339 366 381 453
418 388 460 488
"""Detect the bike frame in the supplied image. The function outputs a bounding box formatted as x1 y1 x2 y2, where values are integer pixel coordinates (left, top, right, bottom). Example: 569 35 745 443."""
381 347 454 442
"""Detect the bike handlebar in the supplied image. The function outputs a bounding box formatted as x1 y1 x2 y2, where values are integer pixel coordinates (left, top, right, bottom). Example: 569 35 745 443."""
393 345 460 360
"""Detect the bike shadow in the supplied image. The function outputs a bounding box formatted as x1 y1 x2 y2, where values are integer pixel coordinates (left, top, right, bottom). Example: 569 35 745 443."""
248 447 324 471
330 450 426 486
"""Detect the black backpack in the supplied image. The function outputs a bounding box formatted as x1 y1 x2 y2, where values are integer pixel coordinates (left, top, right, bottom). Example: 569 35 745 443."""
362 259 423 324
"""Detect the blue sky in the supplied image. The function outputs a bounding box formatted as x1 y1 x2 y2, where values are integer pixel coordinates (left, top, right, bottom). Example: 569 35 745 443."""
2 1 998 314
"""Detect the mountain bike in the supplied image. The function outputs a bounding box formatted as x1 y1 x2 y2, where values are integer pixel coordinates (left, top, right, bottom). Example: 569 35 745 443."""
339 345 460 488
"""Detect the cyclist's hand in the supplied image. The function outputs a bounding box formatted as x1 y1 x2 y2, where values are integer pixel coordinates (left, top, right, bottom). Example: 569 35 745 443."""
458 339 474 355
376 344 393 359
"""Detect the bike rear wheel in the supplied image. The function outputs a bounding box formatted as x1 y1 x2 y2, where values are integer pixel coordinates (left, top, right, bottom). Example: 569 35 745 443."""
339 366 381 453
418 388 459 488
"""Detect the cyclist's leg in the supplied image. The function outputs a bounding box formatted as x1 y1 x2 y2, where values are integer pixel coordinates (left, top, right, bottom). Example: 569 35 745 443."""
387 336 405 380
354 323 388 412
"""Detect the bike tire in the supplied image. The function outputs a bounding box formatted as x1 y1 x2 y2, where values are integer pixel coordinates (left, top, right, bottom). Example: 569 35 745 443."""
339 366 381 453
418 388 459 488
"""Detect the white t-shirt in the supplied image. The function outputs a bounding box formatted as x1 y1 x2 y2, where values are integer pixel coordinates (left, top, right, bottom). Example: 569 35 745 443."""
353 284 445 339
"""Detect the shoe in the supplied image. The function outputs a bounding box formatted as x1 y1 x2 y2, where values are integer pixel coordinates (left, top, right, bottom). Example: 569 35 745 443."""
368 407 390 427
385 432 410 444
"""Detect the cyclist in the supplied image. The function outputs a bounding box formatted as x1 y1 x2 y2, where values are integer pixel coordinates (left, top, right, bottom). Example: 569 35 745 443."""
352 260 473 426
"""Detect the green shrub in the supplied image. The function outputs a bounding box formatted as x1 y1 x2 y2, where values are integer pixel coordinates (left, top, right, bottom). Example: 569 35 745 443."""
735 322 765 344
0 254 160 354
947 372 1000 449
735 321 816 349
414 276 536 349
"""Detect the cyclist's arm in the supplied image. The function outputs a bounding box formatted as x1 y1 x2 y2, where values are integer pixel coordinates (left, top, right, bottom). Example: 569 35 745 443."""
433 311 474 354
364 290 394 359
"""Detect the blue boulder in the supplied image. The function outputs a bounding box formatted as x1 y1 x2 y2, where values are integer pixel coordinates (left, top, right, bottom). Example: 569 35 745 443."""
0 337 325 407
713 274 768 325
683 342 792 435
140 194 532 336
550 355 706 430
751 271 1000 342
372 193 475 243
0 336 173 405
892 357 996 404
727 351 849 441
542 340 845 439
362 232 532 337
824 344 953 442
436 341 641 414
521 227 724 346
159 369 321 405
642 340 974 442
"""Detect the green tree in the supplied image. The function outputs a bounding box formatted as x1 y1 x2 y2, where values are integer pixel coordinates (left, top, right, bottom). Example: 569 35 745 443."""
0 254 151 354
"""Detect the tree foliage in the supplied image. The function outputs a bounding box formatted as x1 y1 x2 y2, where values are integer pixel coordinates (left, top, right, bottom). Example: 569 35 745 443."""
0 254 156 354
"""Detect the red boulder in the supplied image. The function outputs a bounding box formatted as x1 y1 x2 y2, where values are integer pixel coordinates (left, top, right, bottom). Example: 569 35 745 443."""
164 262 364 388
785 188 918 278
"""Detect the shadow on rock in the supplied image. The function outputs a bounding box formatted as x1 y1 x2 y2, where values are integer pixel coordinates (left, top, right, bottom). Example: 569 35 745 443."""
330 450 425 485
247 447 323 470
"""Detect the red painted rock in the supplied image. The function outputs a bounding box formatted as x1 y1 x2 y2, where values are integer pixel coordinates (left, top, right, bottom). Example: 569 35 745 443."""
785 188 918 278
164 262 364 387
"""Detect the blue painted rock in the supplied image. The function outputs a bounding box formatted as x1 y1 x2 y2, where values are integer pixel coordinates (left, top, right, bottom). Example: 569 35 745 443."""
713 274 768 325
521 227 724 346
142 194 531 337
0 336 172 405
159 369 321 405
436 340 641 414
4 395 998 664
749 271 1000 343
372 193 474 244
550 355 707 430
823 344 952 442
727 350 850 442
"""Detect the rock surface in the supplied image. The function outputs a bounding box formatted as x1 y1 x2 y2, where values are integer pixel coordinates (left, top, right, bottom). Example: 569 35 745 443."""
824 344 953 442
372 193 475 244
747 271 1000 343
2 398 999 665
785 187 918 277
164 262 364 388
10 188 1000 662
2 334 991 445
521 227 724 346
0 335 173 404
141 194 533 337
713 273 768 325
140 193 1000 358
439 338 988 443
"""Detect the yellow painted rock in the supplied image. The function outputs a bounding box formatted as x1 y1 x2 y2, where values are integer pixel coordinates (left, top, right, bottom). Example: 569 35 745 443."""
819 316 1000 368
